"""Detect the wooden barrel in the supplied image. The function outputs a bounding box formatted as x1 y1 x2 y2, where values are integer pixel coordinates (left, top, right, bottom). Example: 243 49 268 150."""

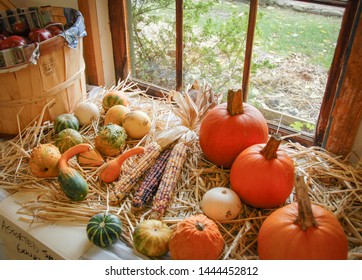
0 36 86 136
0 5 87 136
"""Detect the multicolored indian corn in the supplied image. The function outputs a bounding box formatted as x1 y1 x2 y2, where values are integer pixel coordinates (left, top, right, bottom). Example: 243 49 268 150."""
132 148 172 209
109 141 162 206
151 142 188 216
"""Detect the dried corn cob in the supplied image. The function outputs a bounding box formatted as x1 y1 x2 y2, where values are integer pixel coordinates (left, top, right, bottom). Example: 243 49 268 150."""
151 142 188 216
109 141 162 206
132 148 172 209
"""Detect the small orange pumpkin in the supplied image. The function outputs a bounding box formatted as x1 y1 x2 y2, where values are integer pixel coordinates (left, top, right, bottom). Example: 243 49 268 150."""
257 174 348 260
29 143 61 177
169 214 224 260
199 89 268 168
230 133 294 208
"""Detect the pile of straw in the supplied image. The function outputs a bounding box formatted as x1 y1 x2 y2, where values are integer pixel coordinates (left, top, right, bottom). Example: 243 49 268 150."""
0 78 361 260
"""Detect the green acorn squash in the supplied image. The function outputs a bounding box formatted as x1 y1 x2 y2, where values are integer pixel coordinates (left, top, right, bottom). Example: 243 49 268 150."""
86 213 122 248
54 114 79 134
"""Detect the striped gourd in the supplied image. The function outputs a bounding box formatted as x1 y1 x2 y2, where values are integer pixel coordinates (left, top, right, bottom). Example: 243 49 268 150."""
86 213 122 248
151 142 188 216
55 128 83 153
132 148 172 209
94 123 127 157
109 141 162 206
77 148 105 167
54 113 79 134
102 91 128 112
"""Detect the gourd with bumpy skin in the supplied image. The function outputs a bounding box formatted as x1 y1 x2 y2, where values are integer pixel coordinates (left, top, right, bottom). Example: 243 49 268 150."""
199 89 268 168
55 128 83 153
169 214 224 260
257 174 348 260
54 113 79 134
29 143 61 177
57 144 92 201
86 212 122 248
133 219 172 257
230 133 294 209
95 123 127 157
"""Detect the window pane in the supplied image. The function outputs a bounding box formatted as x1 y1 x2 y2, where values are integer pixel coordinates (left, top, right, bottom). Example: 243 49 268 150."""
129 0 176 89
250 3 343 134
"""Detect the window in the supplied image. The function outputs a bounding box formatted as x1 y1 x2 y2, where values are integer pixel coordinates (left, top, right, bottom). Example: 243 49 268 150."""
107 0 361 155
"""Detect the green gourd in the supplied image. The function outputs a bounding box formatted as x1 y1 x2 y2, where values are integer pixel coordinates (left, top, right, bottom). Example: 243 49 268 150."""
86 212 122 248
57 143 92 201
54 113 80 134
55 128 83 153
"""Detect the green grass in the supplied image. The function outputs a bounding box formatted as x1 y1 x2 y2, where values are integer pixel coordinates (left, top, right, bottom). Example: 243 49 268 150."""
211 2 342 70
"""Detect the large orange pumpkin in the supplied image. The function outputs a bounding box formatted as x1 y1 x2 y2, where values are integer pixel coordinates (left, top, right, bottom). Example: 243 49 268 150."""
168 214 224 260
199 89 268 168
230 134 294 208
257 174 348 260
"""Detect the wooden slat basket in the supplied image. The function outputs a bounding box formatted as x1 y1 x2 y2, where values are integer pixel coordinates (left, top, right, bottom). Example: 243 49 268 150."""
0 6 87 136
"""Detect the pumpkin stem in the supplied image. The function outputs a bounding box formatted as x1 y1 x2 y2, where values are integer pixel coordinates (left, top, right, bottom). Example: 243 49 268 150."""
294 173 318 230
195 221 205 231
227 89 244 115
260 134 282 160
59 144 92 170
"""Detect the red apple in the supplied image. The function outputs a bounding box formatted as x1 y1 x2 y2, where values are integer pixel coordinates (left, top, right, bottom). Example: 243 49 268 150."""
0 34 6 41
46 22 63 36
28 28 52 42
0 35 27 50
12 22 30 36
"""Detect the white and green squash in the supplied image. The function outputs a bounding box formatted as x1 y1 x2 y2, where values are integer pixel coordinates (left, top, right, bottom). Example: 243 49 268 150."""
86 212 122 248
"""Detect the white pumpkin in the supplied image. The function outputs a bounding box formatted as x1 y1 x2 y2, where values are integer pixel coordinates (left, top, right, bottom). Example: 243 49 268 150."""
122 110 151 139
74 102 100 126
201 187 242 221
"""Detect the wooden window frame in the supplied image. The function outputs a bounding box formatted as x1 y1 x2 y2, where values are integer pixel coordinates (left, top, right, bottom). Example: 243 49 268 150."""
107 0 362 157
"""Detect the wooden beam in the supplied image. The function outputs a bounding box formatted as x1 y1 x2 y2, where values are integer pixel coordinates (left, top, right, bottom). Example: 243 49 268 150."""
109 0 129 82
325 4 362 156
314 0 358 146
78 0 105 86
242 0 258 101
175 0 184 92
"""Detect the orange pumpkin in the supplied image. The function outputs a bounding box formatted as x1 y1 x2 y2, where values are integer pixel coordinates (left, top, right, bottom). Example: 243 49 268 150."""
230 134 294 208
169 214 224 260
199 89 268 168
257 174 348 260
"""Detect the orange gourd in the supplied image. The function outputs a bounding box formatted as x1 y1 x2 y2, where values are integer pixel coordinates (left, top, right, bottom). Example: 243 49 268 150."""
257 174 348 260
168 214 224 260
199 89 268 168
29 143 61 177
230 133 294 208
99 146 145 183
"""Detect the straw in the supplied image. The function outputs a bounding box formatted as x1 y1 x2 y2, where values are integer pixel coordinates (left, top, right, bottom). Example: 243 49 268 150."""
0 77 361 260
